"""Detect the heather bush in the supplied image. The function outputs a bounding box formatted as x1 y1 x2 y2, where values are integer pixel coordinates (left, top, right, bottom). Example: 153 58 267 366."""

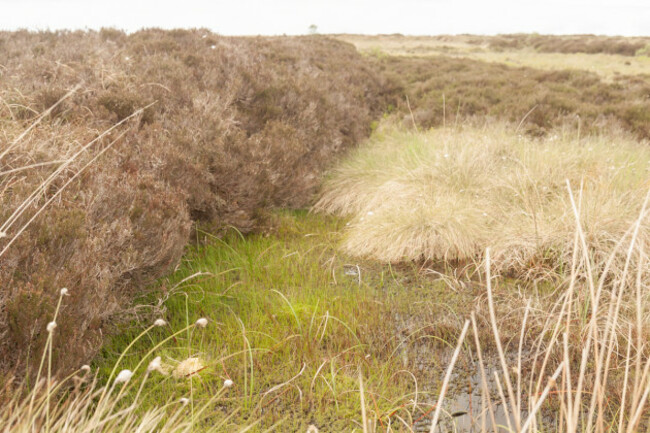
485 34 650 56
0 29 388 375
374 54 650 138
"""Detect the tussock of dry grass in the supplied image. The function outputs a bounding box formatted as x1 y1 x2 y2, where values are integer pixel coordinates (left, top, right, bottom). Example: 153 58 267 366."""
315 122 650 276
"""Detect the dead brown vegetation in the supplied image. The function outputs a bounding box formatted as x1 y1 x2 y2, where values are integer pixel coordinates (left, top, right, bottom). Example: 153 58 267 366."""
0 29 388 374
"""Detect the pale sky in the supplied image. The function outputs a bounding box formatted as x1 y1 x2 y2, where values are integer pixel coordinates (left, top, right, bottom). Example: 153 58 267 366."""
0 0 648 36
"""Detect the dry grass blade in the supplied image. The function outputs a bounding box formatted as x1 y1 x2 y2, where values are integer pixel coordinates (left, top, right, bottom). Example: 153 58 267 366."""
429 320 470 433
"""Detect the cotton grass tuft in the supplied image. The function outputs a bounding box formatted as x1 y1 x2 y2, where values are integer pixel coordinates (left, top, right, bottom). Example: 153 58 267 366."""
173 357 205 378
148 356 162 372
115 369 133 384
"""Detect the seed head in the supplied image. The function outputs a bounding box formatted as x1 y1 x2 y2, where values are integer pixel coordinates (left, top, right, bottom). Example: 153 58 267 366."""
148 356 162 372
154 319 166 327
46 321 57 333
173 357 205 378
60 288 69 296
224 379 234 388
115 369 133 383
80 365 91 372
195 318 208 328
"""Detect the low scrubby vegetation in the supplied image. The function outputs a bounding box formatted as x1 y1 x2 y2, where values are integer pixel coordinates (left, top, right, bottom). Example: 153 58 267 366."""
338 33 650 81
340 33 650 57
474 34 650 56
0 29 388 374
374 54 650 138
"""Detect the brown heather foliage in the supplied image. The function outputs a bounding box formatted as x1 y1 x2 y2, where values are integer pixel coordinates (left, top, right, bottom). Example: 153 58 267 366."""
472 33 650 56
339 33 650 56
374 55 650 137
0 29 388 374
376 33 650 56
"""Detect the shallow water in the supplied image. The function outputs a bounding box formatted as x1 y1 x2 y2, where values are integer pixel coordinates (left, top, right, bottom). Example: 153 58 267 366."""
412 368 513 432
391 308 542 432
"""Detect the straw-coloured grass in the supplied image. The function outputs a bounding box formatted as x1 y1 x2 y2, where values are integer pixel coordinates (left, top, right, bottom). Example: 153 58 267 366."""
315 122 650 277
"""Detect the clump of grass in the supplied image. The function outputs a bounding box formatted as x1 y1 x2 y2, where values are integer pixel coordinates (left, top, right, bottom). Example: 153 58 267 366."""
315 122 650 277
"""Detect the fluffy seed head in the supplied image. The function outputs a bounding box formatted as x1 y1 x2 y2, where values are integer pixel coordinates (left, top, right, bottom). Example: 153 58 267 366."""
60 288 68 296
115 369 133 383
80 365 91 372
148 356 162 372
154 319 166 327
46 321 57 333
195 318 208 328
173 357 205 378
224 379 234 388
